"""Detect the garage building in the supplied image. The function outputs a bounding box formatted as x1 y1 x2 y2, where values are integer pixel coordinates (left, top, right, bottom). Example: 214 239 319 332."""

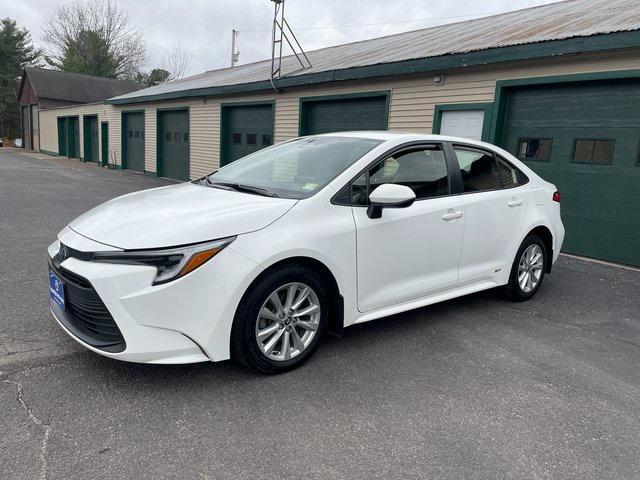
17 67 140 153
36 0 640 266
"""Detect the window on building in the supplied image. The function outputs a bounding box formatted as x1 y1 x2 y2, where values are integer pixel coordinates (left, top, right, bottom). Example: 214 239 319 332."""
262 134 272 146
351 146 449 205
134 130 140 138
232 133 242 144
572 139 614 164
247 133 257 145
165 132 171 141
517 138 552 161
173 132 180 143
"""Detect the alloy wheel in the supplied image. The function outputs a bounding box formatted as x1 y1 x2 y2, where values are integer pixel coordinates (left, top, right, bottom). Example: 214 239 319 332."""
517 244 544 293
255 282 321 361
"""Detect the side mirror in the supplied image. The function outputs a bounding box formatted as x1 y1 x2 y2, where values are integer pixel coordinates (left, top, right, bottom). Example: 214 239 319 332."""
367 184 416 219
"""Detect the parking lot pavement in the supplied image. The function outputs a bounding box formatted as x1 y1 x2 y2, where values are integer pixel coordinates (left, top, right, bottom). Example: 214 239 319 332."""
2 149 640 479
0 149 175 367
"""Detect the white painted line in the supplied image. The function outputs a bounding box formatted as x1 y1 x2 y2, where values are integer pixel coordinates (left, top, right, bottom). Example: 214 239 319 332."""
560 253 640 272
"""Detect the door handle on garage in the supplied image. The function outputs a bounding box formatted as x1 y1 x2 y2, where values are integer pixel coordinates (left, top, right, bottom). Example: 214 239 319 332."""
507 199 523 208
441 211 463 220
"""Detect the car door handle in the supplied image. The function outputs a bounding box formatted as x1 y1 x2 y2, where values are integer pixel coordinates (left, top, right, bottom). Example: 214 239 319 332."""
507 199 523 208
441 211 463 220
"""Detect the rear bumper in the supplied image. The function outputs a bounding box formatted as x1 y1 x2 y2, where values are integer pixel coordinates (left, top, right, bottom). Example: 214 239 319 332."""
553 219 565 265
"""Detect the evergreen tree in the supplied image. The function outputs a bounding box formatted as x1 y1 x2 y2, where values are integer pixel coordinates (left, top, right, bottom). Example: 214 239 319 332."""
0 18 41 139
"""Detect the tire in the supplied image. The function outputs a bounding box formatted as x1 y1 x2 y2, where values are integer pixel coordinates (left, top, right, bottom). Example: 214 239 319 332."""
231 264 328 374
504 234 547 302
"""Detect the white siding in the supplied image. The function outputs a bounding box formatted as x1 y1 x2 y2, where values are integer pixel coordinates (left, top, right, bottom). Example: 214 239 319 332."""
38 48 640 179
38 103 115 163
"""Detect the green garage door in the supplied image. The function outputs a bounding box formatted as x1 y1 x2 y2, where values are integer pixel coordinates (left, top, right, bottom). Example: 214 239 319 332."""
158 110 189 180
222 104 274 166
123 112 145 172
57 117 68 157
101 122 109 166
300 94 388 135
83 115 98 162
57 116 80 158
502 78 640 266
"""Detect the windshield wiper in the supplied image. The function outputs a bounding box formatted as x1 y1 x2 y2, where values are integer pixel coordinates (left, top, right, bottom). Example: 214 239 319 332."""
208 181 279 198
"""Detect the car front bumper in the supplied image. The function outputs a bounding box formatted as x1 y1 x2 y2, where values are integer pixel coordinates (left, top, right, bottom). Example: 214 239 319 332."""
48 228 258 364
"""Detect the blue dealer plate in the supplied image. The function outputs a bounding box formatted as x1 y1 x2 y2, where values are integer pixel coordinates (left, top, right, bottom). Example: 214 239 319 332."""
49 270 65 311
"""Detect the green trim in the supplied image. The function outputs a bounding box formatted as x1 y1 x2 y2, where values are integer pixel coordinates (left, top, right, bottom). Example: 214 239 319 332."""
144 170 158 177
220 100 276 108
82 115 98 162
120 109 145 171
106 31 640 105
488 68 640 144
298 90 391 136
156 106 190 180
432 102 494 141
220 100 275 167
40 149 59 157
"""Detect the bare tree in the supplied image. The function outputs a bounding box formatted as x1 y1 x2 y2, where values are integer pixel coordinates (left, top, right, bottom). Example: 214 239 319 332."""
162 43 189 80
43 0 146 78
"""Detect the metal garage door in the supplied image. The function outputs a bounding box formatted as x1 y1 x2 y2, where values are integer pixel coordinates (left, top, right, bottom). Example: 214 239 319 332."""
83 115 98 163
57 117 67 157
123 112 145 172
67 117 79 159
222 104 274 166
158 109 189 180
501 79 640 266
300 94 388 135
101 122 109 166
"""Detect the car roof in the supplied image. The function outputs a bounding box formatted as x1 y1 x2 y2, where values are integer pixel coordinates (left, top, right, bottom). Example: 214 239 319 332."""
310 131 495 148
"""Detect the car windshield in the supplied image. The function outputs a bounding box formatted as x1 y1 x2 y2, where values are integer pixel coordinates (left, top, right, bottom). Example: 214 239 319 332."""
204 136 383 199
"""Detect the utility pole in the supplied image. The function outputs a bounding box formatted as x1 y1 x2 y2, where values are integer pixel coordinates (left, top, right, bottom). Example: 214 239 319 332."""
230 29 240 67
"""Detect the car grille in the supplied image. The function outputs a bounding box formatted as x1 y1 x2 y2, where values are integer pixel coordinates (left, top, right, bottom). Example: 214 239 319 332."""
49 258 126 353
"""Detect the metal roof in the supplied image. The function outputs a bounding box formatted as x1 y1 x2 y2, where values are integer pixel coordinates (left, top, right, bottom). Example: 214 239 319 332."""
111 0 640 103
21 67 142 104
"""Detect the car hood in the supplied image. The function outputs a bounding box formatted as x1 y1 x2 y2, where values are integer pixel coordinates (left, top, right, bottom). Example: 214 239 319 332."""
68 183 297 250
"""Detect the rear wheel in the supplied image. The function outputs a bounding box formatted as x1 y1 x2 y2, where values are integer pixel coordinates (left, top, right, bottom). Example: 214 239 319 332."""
231 265 328 374
505 235 547 301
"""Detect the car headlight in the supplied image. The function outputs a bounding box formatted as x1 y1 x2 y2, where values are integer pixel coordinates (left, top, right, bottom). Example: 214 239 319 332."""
92 237 235 285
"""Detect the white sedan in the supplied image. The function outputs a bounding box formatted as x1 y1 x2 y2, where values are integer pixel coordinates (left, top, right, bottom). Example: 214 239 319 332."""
47 132 564 373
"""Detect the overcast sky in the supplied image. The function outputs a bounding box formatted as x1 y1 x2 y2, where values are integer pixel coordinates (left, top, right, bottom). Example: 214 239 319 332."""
9 0 561 77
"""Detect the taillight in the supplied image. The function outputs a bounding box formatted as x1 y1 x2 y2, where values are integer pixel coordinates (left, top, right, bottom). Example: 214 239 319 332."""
552 191 561 203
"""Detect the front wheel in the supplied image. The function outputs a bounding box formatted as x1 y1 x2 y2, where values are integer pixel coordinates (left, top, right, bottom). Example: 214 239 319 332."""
231 265 328 374
505 235 547 301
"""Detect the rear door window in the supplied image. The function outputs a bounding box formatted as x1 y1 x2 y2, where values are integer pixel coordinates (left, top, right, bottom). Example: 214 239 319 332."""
453 146 527 192
453 148 502 192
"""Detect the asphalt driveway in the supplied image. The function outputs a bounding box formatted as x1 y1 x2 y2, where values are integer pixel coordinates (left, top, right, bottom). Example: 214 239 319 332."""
1 148 639 480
